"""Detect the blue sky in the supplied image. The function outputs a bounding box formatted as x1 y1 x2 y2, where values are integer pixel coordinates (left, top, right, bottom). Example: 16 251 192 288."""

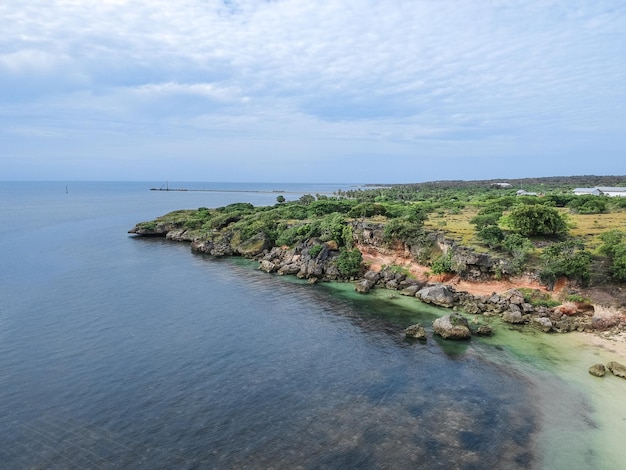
1 0 625 183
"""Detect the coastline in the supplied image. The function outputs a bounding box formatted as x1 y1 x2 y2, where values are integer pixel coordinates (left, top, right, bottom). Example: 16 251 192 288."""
359 243 626 355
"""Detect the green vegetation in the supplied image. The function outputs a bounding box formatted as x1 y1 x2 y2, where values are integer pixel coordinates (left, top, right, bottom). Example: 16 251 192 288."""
135 175 626 287
598 230 626 281
518 288 561 308
336 248 363 278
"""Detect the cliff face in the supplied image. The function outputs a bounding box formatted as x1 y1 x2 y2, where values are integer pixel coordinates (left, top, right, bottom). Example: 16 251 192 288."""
351 221 518 282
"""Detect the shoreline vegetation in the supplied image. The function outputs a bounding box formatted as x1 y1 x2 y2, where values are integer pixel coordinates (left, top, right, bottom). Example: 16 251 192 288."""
130 175 626 373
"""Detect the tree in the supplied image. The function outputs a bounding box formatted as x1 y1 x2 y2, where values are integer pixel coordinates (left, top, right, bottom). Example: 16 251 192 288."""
275 195 286 204
506 205 568 237
298 194 315 206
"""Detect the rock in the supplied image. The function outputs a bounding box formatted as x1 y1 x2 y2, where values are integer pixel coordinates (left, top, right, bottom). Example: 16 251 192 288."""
531 317 553 332
405 323 427 340
259 260 276 273
589 364 606 377
363 270 381 283
502 305 524 324
607 361 626 379
503 289 525 306
278 263 300 275
236 232 271 257
475 325 493 336
432 313 472 340
385 279 399 290
325 240 339 251
166 229 193 242
554 303 578 316
400 285 420 297
417 284 457 308
355 279 375 294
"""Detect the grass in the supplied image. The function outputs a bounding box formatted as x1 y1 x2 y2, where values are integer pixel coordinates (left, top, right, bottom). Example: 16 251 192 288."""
567 210 626 251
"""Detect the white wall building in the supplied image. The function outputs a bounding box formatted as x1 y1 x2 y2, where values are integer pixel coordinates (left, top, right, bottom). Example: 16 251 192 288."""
572 187 626 197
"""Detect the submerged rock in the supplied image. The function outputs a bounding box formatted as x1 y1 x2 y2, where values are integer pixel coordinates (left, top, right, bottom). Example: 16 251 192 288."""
433 313 471 340
405 323 427 340
607 361 626 379
589 364 606 377
475 325 494 336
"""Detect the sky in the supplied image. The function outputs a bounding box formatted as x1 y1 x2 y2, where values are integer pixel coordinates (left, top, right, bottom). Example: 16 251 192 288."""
1 0 625 183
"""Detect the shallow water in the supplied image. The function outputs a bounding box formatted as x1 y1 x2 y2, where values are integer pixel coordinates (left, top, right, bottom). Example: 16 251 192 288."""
0 182 624 469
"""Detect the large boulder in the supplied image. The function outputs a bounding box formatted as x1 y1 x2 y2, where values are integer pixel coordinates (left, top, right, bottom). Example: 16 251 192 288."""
503 304 524 324
355 279 375 294
531 317 553 332
417 284 457 308
607 361 626 379
433 313 472 340
259 260 277 273
589 364 606 377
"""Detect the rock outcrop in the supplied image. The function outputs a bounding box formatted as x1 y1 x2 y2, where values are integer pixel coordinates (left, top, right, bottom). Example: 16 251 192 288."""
433 313 472 340
417 284 457 308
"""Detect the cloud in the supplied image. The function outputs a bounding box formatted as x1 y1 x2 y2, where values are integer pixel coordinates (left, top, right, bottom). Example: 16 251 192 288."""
1 0 625 181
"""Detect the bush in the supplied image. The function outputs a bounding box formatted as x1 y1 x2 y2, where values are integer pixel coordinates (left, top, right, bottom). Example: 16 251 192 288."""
599 230 626 281
308 244 323 258
539 240 591 288
275 221 322 246
336 248 363 278
506 205 568 237
430 252 453 275
476 225 505 248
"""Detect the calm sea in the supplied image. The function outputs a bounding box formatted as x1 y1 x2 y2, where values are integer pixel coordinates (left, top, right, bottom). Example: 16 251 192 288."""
0 181 622 469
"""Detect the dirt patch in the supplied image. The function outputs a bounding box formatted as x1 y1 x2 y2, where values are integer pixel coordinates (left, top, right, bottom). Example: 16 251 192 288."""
358 243 549 298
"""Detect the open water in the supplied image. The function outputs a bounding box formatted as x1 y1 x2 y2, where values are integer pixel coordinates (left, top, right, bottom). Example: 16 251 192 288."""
1 181 625 469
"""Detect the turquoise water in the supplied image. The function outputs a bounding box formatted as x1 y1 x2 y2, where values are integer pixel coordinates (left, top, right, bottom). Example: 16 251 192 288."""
0 182 623 469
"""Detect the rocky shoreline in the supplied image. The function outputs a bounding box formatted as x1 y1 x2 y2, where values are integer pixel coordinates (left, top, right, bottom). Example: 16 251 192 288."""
129 217 626 379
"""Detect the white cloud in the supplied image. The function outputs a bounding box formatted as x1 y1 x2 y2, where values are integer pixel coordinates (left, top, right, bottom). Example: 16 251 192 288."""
1 0 625 181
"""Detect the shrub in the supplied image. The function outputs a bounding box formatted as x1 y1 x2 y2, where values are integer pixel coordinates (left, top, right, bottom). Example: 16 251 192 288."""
476 225 505 248
319 213 346 244
336 248 363 278
506 205 568 237
308 243 323 258
539 240 591 288
430 252 453 275
599 230 626 281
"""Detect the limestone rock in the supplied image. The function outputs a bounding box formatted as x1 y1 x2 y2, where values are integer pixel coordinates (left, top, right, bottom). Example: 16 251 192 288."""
531 317 553 332
503 305 524 324
400 285 420 297
589 364 606 377
259 260 276 273
417 284 457 308
433 313 471 340
607 361 626 379
355 279 375 294
405 323 427 340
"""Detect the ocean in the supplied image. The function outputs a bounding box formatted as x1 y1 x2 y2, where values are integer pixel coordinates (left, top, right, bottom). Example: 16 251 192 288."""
0 181 624 469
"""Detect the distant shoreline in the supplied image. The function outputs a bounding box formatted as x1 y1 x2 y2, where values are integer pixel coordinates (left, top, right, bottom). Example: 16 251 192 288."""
149 187 335 195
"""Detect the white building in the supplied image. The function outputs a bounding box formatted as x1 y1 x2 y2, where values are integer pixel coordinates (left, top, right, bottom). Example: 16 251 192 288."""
573 187 626 197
